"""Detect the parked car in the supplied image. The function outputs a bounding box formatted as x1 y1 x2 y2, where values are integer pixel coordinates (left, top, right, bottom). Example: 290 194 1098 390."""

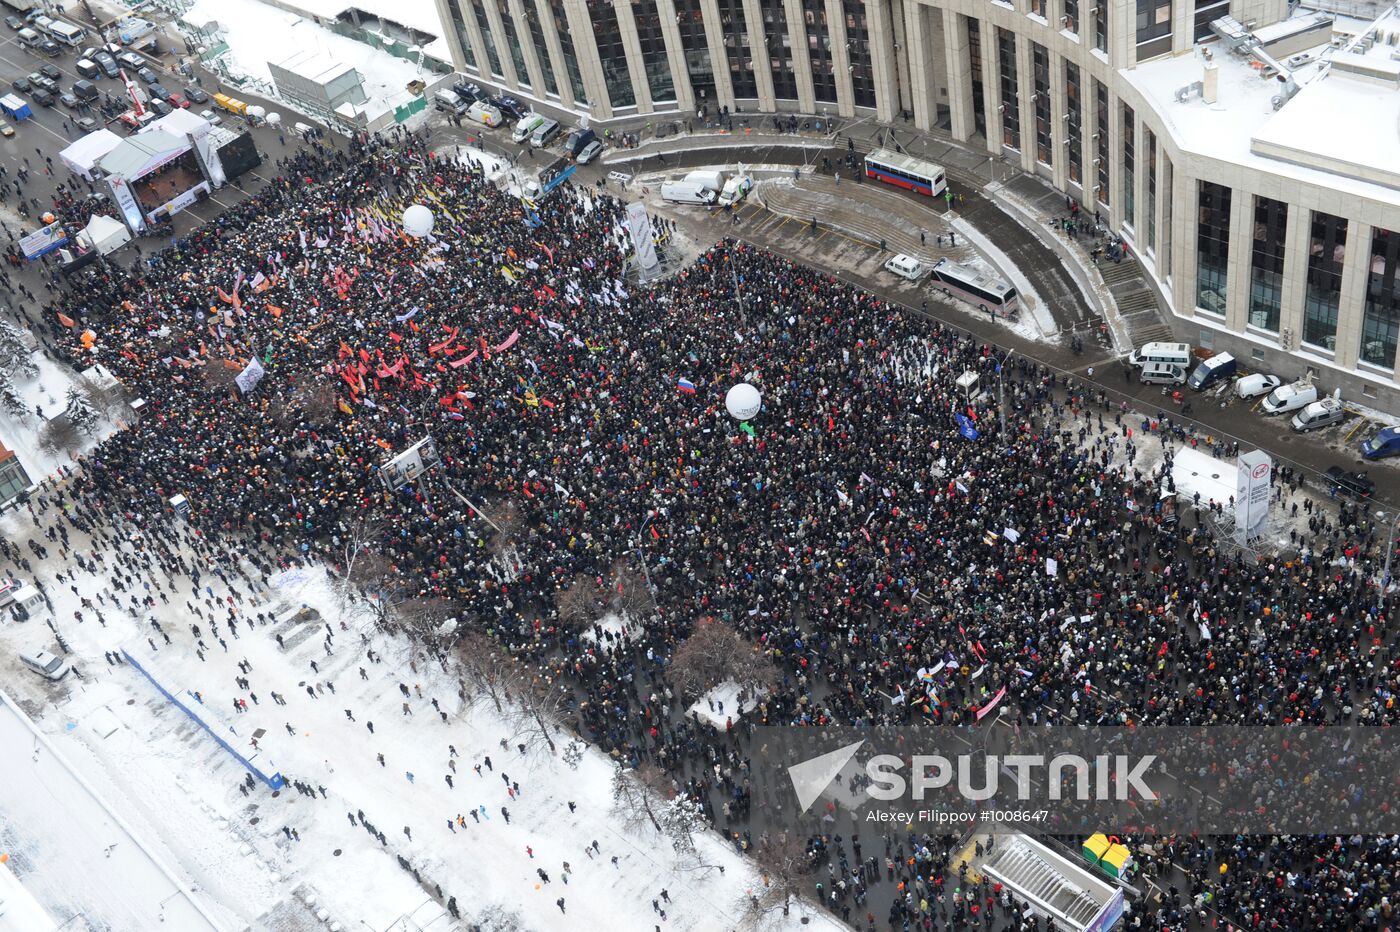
884 254 925 281
39 63 60 81
199 108 221 125
75 115 96 131
149 98 172 116
33 76 57 95
19 647 70 681
1234 372 1282 400
5 15 23 31
30 88 53 107
37 38 60 57
1360 426 1400 460
166 92 189 109
575 139 605 164
489 95 526 119
137 66 157 84
1324 466 1374 499
184 86 208 104
117 51 144 70
148 82 170 101
12 77 30 93
95 51 119 78
59 92 78 109
0 120 15 138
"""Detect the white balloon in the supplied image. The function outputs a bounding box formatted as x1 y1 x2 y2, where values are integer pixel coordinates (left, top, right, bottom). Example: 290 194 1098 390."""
725 383 761 421
402 204 435 238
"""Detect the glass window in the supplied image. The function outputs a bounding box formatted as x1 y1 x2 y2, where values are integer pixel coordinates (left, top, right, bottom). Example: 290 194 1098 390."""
1161 156 1172 278
0 457 27 504
1248 196 1287 333
1031 0 1045 17
632 0 675 102
1363 229 1400 369
522 0 557 95
1136 0 1171 57
1064 0 1079 32
544 0 587 103
762 0 798 101
1145 128 1156 251
1094 79 1108 206
673 0 715 107
717 0 756 99
967 17 986 137
1196 180 1231 315
1065 62 1081 184
445 0 478 72
1303 211 1348 350
587 0 636 107
1033 43 1051 166
997 28 1020 150
495 0 531 88
1193 0 1228 40
804 0 837 104
1122 103 1134 227
1093 0 1107 52
472 0 503 76
844 0 875 107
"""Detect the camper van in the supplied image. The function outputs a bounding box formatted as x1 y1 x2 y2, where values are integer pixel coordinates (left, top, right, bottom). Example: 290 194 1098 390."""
468 100 503 127
1128 341 1192 369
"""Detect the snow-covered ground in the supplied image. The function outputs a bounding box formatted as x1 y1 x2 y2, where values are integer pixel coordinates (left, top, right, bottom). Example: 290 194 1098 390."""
0 503 843 931
0 343 121 487
948 216 1055 342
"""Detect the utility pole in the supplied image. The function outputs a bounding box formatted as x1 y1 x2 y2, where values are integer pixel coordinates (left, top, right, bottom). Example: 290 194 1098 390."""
997 349 1016 439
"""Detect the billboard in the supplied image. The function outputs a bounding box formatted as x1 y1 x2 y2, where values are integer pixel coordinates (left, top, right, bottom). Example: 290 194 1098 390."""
1234 449 1272 543
626 202 659 272
19 221 68 261
379 436 440 490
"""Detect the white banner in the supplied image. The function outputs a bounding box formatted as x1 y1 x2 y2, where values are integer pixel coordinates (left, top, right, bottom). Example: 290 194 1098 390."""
235 357 266 394
626 202 659 271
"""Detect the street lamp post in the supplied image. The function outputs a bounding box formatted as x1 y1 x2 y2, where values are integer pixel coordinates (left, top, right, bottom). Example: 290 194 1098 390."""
634 513 659 611
997 349 1017 439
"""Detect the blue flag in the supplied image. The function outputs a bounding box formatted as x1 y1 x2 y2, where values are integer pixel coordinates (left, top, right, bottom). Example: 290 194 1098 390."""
955 413 980 441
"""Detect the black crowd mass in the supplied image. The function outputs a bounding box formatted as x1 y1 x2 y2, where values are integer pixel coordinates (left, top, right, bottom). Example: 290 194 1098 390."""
27 127 1400 931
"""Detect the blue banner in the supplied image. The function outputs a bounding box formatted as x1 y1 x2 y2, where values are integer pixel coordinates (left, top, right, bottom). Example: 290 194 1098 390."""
955 412 979 441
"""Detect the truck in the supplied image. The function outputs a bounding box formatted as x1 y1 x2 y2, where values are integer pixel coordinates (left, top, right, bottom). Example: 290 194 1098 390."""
0 0 38 12
684 169 726 194
661 179 716 205
717 173 753 208
213 92 247 115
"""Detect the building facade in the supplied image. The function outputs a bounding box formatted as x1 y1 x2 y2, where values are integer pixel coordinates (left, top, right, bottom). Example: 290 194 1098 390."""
434 0 1400 404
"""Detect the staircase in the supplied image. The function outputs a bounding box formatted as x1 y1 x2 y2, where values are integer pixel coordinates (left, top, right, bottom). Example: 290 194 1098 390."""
1099 258 1173 346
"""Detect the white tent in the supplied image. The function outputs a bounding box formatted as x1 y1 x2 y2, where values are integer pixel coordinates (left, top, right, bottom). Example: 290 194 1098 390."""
81 214 131 255
60 130 124 181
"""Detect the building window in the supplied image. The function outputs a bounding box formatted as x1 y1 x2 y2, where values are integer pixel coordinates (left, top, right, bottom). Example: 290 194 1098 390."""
1193 0 1228 40
1065 62 1081 184
495 0 531 88
1094 79 1108 206
472 0 503 76
1145 128 1156 251
588 0 636 107
804 0 837 104
1032 44 1051 165
763 0 798 101
1195 180 1231 315
1122 103 1134 227
1064 0 1078 32
1248 196 1287 334
997 28 1020 150
1251 347 1266 361
446 0 478 72
1161 156 1172 278
543 0 587 103
632 0 676 102
968 17 986 137
1093 0 1107 52
1136 0 1171 58
1030 0 1045 17
1302 211 1348 351
673 0 715 107
522 0 558 95
1362 228 1400 370
844 0 875 107
717 0 756 99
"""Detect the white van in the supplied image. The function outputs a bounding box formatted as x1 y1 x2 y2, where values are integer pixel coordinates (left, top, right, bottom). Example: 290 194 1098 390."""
512 113 545 144
1261 379 1319 415
1140 362 1187 385
20 647 69 681
433 89 467 114
1290 393 1345 432
467 100 503 127
1128 341 1192 369
884 254 924 281
529 118 561 147
661 180 716 205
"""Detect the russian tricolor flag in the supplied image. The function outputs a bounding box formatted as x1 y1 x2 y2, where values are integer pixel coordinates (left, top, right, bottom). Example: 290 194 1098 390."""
677 377 696 394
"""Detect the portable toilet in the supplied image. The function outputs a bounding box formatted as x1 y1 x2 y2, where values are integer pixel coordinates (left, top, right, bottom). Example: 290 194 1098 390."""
1081 833 1111 865
1099 841 1133 879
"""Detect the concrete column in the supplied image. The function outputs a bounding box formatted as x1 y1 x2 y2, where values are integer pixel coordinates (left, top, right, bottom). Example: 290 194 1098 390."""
1108 0 1130 70
1224 187 1252 332
1104 90 1122 229
1171 0 1194 55
889 0 912 117
866 0 900 121
612 0 654 112
1014 33 1035 172
507 0 546 93
531 0 576 109
1277 202 1309 349
827 0 856 117
902 0 935 127
980 19 1000 156
1170 162 1196 315
698 0 736 112
783 0 816 111
741 0 775 108
942 7 974 141
1334 220 1370 370
1049 47 1068 191
479 0 520 87
432 0 474 74
655 0 696 112
564 0 611 117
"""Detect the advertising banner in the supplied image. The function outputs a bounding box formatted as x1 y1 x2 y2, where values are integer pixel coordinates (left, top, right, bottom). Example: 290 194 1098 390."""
20 221 68 261
626 202 659 272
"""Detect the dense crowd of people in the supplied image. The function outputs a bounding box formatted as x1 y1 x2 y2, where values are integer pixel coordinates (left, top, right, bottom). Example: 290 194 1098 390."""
21 125 1400 930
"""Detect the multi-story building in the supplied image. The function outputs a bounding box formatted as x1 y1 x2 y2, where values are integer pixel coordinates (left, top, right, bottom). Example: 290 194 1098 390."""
434 0 1400 404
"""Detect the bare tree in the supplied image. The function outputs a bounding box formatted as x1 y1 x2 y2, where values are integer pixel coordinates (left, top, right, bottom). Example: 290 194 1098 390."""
199 360 240 394
508 665 571 755
479 498 525 560
610 760 673 834
37 415 81 457
456 630 521 713
609 556 655 618
554 573 604 630
738 833 818 926
84 378 128 422
395 595 459 646
274 375 338 427
669 619 778 701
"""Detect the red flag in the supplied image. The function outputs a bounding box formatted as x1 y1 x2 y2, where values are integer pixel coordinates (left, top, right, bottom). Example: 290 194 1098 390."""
1158 641 1169 657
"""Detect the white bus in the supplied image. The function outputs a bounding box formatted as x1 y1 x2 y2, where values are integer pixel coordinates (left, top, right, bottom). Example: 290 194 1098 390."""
929 258 1021 317
41 18 84 47
863 148 947 197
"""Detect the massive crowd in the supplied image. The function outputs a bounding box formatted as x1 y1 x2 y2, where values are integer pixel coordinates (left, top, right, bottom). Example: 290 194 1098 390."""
21 126 1400 930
